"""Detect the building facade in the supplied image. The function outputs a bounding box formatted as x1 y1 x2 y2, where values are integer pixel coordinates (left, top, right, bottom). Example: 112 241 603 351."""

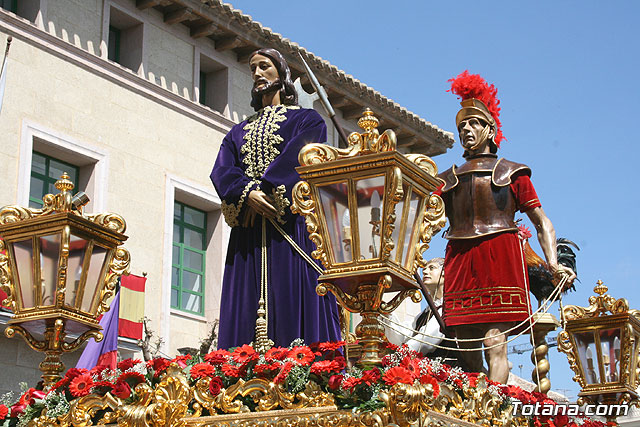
0 0 453 393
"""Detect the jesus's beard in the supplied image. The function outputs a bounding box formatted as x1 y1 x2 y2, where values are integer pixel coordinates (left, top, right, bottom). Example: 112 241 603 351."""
252 80 282 100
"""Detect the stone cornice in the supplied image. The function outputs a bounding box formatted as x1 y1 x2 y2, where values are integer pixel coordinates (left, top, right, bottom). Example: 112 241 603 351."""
0 9 236 134
143 0 455 155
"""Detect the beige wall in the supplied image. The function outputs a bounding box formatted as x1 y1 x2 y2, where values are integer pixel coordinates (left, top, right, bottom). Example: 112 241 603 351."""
0 0 242 389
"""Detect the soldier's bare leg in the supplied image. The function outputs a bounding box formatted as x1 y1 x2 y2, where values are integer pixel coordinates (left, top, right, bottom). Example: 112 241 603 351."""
482 322 512 384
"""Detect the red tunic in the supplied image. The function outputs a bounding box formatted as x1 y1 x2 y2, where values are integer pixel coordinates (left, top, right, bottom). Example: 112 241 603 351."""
435 173 541 328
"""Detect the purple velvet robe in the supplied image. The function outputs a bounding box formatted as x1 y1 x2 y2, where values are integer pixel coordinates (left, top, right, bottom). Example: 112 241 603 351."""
210 105 341 349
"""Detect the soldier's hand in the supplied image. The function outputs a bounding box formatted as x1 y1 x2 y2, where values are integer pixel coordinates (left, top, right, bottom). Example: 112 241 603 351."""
551 264 576 290
247 190 277 220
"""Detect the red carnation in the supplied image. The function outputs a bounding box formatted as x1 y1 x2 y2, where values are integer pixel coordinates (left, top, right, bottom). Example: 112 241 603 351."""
50 377 70 392
419 374 440 397
112 381 131 399
341 376 363 390
328 374 343 390
383 366 414 386
91 381 114 395
209 376 224 396
362 368 381 386
172 354 192 368
0 405 8 421
254 362 281 377
148 358 171 376
288 346 315 366
318 341 346 352
264 347 288 362
274 361 294 384
401 356 421 379
432 369 448 382
310 360 340 375
204 349 231 365
232 344 258 365
118 371 146 388
69 373 94 397
117 358 141 371
89 364 110 376
384 342 399 351
221 364 245 378
65 368 88 380
190 362 216 379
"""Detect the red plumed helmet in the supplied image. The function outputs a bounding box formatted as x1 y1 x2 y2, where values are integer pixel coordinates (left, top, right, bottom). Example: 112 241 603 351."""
448 70 505 146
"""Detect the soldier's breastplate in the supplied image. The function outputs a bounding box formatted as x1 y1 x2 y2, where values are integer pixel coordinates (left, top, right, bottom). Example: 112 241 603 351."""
446 172 518 239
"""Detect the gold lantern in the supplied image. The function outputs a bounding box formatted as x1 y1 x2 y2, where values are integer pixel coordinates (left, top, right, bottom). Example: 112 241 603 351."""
292 109 446 365
558 280 640 408
0 173 130 387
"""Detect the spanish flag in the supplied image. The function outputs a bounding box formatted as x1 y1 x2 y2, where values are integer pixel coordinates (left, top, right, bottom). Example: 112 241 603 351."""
118 274 146 340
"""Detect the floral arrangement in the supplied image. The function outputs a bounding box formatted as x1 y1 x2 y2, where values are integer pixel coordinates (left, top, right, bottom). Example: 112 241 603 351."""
0 340 616 427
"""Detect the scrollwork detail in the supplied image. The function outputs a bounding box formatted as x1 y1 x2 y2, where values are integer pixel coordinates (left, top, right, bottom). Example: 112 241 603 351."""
557 330 585 387
413 194 446 273
291 181 329 268
97 247 131 317
87 212 127 234
380 167 403 260
404 154 438 177
0 240 14 310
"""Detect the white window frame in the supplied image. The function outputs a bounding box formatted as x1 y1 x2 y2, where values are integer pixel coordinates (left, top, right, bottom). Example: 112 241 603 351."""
18 120 108 212
162 174 226 352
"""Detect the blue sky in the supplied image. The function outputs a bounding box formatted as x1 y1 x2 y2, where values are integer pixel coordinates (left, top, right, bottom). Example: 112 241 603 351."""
230 1 640 400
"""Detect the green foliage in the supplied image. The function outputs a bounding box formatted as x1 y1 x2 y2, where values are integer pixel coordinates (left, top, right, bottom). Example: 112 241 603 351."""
284 365 309 394
44 392 69 419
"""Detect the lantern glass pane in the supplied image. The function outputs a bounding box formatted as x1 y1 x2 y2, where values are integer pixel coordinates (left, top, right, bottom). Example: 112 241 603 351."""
355 176 385 260
13 239 34 309
403 192 423 269
575 331 600 384
599 328 622 383
318 182 352 263
388 187 406 263
82 245 109 312
39 234 60 307
65 234 89 308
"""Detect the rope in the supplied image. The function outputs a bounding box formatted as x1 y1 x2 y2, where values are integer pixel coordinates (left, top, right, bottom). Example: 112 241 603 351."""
262 216 268 331
269 218 324 274
380 277 567 350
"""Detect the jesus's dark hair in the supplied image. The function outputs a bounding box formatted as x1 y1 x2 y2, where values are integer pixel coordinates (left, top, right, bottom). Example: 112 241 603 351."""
250 48 298 111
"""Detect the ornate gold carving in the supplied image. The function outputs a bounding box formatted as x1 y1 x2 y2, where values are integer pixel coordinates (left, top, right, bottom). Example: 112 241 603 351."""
270 185 290 225
413 194 446 272
193 378 335 416
379 289 422 314
530 313 559 394
0 205 37 224
380 167 404 261
86 212 127 234
316 282 364 313
97 247 131 316
404 154 438 177
21 363 539 427
298 109 396 167
291 181 328 267
0 239 14 310
563 280 630 321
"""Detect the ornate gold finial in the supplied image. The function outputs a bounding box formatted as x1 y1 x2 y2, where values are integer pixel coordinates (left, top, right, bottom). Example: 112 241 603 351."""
357 108 379 133
594 279 607 296
54 172 74 193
